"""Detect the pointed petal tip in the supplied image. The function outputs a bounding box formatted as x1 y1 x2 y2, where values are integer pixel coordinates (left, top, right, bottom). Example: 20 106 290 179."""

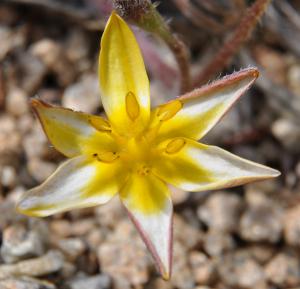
269 168 281 178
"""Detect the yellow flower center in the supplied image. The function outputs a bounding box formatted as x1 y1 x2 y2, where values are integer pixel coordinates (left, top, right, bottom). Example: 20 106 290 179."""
88 97 186 177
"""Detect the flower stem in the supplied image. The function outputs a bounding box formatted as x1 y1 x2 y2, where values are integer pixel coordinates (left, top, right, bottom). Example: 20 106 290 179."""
193 0 272 87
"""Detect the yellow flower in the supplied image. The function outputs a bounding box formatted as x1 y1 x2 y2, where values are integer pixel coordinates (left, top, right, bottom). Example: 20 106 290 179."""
17 12 280 280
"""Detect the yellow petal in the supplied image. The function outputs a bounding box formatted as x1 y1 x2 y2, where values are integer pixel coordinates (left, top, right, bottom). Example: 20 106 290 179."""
151 68 259 142
99 12 150 135
17 156 127 217
31 99 116 158
153 138 280 192
120 173 173 280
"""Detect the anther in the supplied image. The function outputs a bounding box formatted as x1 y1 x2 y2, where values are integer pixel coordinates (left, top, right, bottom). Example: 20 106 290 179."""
93 151 119 163
89 117 111 133
157 100 183 122
126 91 140 121
165 138 186 154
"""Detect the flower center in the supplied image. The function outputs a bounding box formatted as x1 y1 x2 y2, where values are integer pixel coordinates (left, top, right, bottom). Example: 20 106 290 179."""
90 98 186 176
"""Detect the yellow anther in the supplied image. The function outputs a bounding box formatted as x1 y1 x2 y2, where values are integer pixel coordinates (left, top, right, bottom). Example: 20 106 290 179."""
137 165 151 176
157 100 183 122
89 117 111 133
165 138 186 154
126 91 140 121
93 151 119 163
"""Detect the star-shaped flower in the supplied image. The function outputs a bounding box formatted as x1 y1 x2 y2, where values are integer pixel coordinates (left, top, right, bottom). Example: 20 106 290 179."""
17 12 280 280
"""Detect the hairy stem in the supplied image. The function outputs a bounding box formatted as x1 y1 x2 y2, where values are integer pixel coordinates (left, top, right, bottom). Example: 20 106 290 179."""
193 0 272 87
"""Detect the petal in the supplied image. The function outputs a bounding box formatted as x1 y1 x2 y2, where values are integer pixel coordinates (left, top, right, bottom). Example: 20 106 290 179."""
151 68 259 142
31 99 116 158
99 12 150 135
153 138 280 192
120 173 173 280
17 156 127 217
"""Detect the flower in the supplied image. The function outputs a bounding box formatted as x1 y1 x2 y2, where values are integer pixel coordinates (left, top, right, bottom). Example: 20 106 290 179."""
17 12 280 280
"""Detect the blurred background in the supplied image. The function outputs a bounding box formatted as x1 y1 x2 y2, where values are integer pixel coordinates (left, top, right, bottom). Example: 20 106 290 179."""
0 0 299 288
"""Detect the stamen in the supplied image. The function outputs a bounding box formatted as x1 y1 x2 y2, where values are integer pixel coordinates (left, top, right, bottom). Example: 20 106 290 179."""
126 91 140 121
137 165 151 176
89 117 111 133
93 152 119 163
157 100 183 122
165 138 186 154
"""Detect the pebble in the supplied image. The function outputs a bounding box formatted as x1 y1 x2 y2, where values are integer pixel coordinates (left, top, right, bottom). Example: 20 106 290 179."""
0 250 64 279
30 39 76 87
5 87 28 117
22 122 50 160
57 238 86 260
217 250 266 289
97 220 150 287
0 26 25 61
69 274 111 289
0 277 56 289
171 241 195 289
70 218 96 236
197 192 242 233
16 52 47 95
49 220 72 238
1 224 45 264
0 115 21 161
170 186 190 205
272 118 300 153
189 251 216 285
239 193 283 243
265 250 300 288
0 166 17 188
27 158 56 183
62 73 101 114
203 230 235 257
174 215 203 250
283 204 300 246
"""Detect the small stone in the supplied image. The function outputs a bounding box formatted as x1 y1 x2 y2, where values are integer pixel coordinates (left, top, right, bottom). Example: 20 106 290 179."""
189 251 216 285
283 204 300 246
6 87 28 117
1 166 17 188
49 220 72 238
95 197 125 229
97 220 150 286
174 214 203 250
1 224 45 263
171 241 195 289
57 238 86 260
170 186 190 205
27 158 56 183
62 74 100 114
197 192 242 233
203 230 235 257
247 244 276 264
22 122 50 160
70 218 96 236
239 201 283 243
0 115 21 160
272 118 300 153
30 39 76 86
217 250 265 289
265 250 300 287
0 277 56 289
69 274 111 289
0 26 25 61
86 230 104 250
18 52 47 95
0 250 64 278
